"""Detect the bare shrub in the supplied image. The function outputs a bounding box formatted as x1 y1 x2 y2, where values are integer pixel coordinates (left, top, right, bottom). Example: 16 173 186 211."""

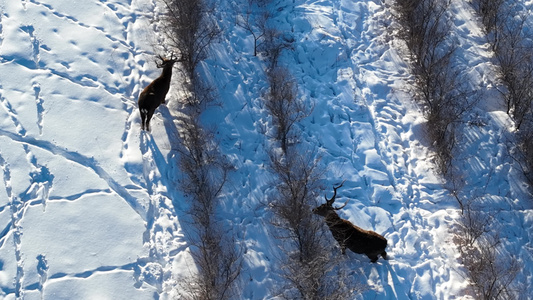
472 0 533 184
158 1 241 298
394 0 476 173
267 148 353 299
180 226 242 300
395 0 453 73
262 60 350 296
456 232 520 299
491 13 533 127
264 66 310 153
161 0 220 109
236 4 271 56
470 0 505 38
259 26 293 68
515 123 533 183
161 0 220 80
177 115 230 221
255 7 354 294
453 197 522 299
174 113 241 300
277 252 356 300
472 0 533 125
454 197 494 246
268 148 325 259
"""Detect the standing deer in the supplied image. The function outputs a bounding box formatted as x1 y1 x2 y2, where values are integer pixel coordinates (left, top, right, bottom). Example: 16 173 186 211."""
313 182 388 263
138 54 181 131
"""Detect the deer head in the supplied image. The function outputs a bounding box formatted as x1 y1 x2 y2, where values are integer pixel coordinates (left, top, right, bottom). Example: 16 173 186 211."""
155 53 183 68
313 180 348 217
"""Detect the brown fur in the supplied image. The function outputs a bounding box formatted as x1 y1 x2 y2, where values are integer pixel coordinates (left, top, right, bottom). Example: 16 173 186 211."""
138 57 177 131
313 183 388 263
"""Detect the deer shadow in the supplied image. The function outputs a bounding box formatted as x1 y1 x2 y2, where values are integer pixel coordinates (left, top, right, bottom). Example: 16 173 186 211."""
140 104 188 212
137 104 200 291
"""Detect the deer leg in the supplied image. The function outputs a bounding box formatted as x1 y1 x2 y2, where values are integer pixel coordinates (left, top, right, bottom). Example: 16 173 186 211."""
146 116 151 132
146 108 156 132
140 109 147 130
368 254 379 263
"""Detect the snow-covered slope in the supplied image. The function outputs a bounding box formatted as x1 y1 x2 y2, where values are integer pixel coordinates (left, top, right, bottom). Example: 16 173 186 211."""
0 0 531 299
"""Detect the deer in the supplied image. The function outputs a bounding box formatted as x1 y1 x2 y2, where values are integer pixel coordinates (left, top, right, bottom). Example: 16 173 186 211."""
313 181 388 263
138 54 182 131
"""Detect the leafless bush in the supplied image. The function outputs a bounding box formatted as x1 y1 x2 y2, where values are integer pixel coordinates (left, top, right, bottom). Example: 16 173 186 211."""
470 0 505 39
515 124 533 183
454 197 494 245
268 149 325 259
264 66 310 153
453 197 522 299
259 26 293 68
157 0 241 297
456 232 520 299
395 0 453 72
472 0 533 184
162 7 239 293
267 148 353 299
394 0 475 173
253 8 353 294
491 12 533 127
277 252 356 300
174 113 241 300
180 226 242 300
178 116 230 220
236 4 271 56
161 0 221 109
161 0 221 93
472 0 533 127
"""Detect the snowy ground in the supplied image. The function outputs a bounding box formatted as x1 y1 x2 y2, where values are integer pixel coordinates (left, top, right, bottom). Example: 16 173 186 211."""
0 0 532 299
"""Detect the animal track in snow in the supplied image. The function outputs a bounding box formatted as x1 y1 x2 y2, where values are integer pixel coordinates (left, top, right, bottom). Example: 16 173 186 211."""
28 0 138 56
20 25 41 66
32 82 44 135
0 90 27 137
0 129 147 221
134 132 188 294
36 254 48 300
0 152 25 299
20 165 54 212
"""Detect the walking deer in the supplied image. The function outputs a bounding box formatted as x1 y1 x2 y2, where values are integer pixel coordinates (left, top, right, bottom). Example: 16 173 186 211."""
138 54 181 131
313 181 388 262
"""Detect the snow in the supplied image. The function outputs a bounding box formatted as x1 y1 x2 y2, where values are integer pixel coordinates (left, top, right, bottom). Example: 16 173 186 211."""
0 0 532 299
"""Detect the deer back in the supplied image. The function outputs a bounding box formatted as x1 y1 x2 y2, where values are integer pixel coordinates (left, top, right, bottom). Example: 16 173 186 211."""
314 181 387 259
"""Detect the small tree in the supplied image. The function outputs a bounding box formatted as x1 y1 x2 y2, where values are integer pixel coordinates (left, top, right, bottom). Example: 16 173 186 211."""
394 0 475 173
160 1 241 296
453 196 522 300
268 148 353 299
457 232 520 299
236 7 271 56
264 66 310 153
180 225 242 300
161 0 221 95
472 0 533 185
174 113 241 300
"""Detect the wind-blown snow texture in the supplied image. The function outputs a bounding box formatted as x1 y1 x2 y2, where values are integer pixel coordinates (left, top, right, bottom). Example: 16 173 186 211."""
0 0 531 299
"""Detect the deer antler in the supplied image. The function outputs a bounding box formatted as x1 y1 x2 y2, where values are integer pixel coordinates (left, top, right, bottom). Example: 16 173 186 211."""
334 199 349 210
155 54 165 68
325 180 346 206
